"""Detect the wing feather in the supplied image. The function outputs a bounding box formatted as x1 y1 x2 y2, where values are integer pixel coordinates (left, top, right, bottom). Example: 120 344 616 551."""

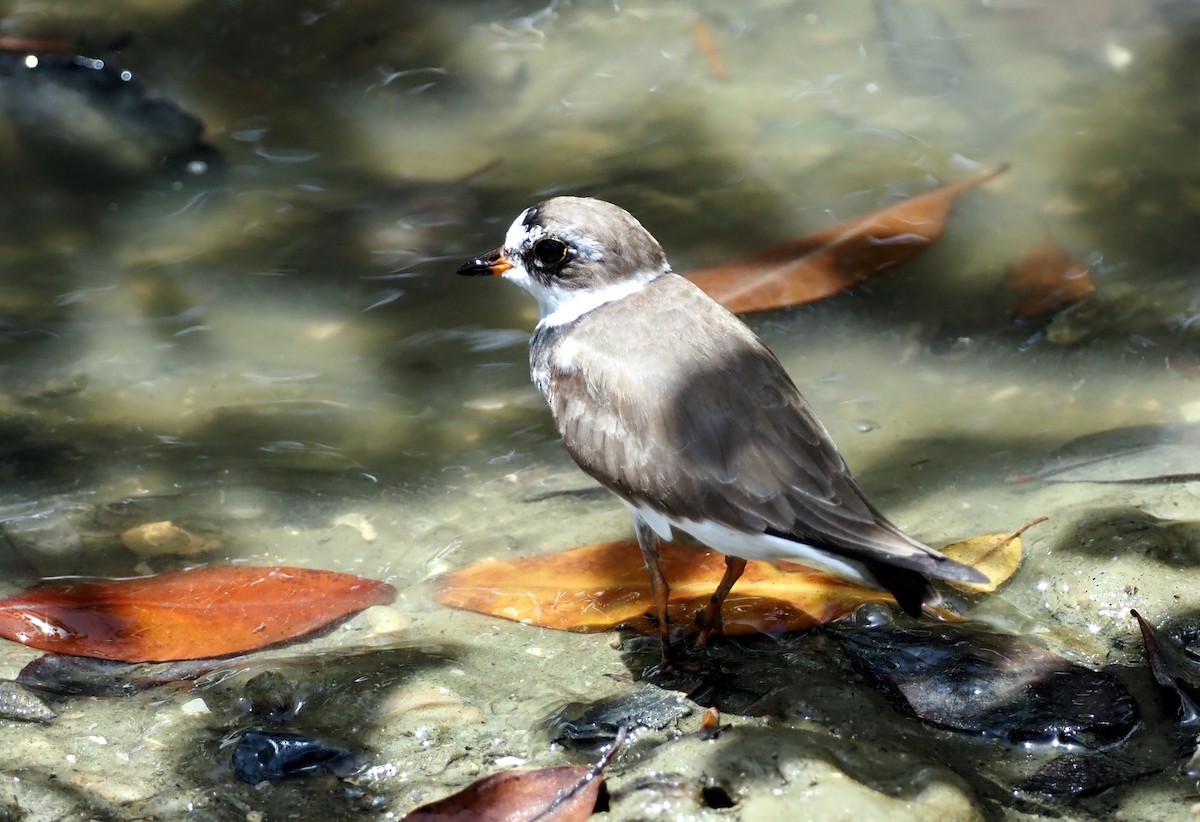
532 274 981 584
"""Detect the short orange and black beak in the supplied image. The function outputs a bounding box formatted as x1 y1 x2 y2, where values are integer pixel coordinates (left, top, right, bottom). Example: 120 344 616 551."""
457 248 513 277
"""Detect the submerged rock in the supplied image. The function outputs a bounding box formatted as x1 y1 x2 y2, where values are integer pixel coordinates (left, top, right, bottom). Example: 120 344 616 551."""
120 520 220 558
1 508 83 572
544 682 692 749
0 679 56 722
0 49 220 189
241 669 303 723
837 623 1138 748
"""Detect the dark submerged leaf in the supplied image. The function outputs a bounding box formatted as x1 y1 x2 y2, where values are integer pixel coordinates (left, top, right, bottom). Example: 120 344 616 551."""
1018 753 1157 799
838 623 1138 748
17 653 231 696
1132 609 1200 732
1012 424 1200 483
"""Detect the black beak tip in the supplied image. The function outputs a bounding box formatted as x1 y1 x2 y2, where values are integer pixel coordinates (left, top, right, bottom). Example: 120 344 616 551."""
458 248 511 277
457 258 486 276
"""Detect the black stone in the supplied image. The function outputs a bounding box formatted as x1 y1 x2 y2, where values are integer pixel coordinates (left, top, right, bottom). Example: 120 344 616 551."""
232 729 363 784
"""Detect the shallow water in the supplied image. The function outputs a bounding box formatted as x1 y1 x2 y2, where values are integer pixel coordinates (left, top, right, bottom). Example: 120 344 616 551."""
1 0 1200 819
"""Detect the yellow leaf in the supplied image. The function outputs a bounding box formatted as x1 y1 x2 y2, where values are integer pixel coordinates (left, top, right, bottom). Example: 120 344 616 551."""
940 517 1043 593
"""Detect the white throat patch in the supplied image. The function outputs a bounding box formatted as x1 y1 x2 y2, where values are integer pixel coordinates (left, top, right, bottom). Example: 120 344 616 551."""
536 275 657 327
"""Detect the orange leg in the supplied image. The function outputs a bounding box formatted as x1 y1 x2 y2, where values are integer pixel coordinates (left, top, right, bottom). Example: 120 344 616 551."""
634 517 671 666
695 555 747 650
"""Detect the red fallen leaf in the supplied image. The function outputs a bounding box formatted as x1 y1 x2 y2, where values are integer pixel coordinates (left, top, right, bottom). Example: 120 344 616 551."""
437 540 895 636
0 566 395 662
0 37 76 54
404 729 622 822
685 166 1007 314
1006 237 1094 320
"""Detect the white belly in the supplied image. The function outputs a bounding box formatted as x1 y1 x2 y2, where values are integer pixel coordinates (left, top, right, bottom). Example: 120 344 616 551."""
624 501 870 584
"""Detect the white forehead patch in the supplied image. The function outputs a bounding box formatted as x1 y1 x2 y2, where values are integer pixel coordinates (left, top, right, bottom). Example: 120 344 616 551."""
504 208 542 252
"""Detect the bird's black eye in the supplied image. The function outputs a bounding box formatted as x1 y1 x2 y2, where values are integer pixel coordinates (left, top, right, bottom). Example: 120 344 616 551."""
532 238 569 267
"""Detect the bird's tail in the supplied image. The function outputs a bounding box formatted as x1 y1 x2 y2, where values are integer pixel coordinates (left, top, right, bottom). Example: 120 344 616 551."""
859 559 937 617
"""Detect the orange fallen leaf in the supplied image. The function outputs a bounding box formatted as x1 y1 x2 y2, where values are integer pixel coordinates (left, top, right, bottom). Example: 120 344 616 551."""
1006 237 1094 320
404 728 621 821
691 18 727 80
685 166 1007 314
0 566 395 662
436 541 894 636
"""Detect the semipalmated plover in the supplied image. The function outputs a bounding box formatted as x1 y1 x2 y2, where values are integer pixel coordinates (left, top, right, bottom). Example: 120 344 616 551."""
459 197 986 658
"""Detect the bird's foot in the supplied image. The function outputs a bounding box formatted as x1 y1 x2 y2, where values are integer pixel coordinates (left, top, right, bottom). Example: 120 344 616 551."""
642 640 708 679
635 615 709 675
692 602 725 652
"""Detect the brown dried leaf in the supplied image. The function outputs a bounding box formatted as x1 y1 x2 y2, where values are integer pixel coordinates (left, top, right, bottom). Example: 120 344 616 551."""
404 766 598 822
685 166 1007 314
940 518 1040 593
1007 238 1094 320
403 729 622 821
437 541 897 636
